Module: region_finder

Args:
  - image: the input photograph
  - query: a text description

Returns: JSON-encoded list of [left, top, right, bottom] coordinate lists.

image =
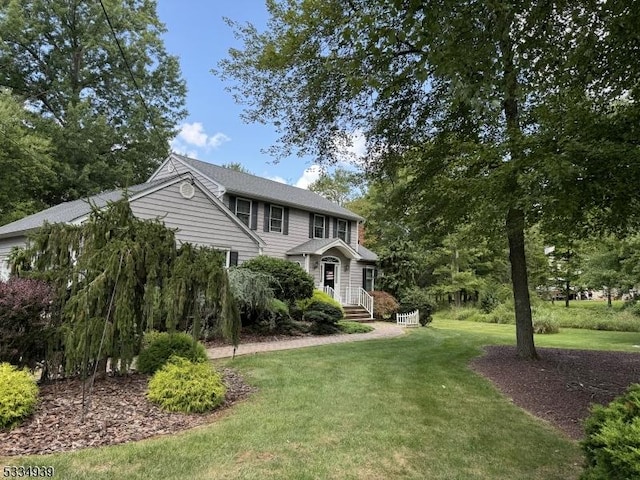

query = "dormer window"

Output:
[[235, 198, 251, 226]]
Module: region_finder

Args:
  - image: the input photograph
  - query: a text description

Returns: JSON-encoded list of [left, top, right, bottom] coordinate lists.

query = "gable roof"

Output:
[[0, 176, 265, 248], [0, 179, 167, 239], [167, 153, 364, 221], [287, 238, 362, 260]]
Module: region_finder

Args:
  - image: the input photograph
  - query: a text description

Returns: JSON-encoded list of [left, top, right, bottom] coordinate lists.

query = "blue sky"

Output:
[[156, 0, 324, 188]]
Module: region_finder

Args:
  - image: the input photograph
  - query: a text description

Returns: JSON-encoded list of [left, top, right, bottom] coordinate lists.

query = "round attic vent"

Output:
[[179, 181, 195, 199]]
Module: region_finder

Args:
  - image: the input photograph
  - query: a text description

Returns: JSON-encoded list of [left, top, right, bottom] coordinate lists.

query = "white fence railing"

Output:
[[341, 286, 374, 319], [323, 285, 342, 305], [396, 309, 420, 327]]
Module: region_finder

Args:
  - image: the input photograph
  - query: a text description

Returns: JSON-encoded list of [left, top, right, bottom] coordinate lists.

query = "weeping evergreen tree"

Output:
[[11, 198, 240, 378]]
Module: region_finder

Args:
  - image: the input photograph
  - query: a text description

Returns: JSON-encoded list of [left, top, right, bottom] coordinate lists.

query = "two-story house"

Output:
[[0, 153, 377, 311]]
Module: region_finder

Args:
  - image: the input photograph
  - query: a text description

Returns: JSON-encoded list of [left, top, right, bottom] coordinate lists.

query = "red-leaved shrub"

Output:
[[369, 290, 400, 320], [0, 278, 54, 368]]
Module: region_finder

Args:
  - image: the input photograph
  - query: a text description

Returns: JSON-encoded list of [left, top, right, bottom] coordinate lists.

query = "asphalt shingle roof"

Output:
[[173, 154, 363, 221], [0, 180, 167, 238]]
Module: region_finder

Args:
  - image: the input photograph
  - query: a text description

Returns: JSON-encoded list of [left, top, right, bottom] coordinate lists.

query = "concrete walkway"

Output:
[[207, 322, 406, 359]]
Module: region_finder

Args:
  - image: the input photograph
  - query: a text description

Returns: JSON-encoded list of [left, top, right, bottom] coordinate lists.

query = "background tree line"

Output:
[[0, 0, 186, 225]]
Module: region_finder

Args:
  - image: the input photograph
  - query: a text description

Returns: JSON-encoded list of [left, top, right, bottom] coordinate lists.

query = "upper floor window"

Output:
[[235, 198, 251, 227], [270, 205, 284, 233], [337, 219, 348, 242], [314, 214, 325, 238]]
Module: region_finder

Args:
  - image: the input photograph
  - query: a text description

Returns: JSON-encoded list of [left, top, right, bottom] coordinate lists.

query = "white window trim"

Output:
[[364, 266, 375, 291], [270, 204, 284, 233], [337, 219, 348, 242], [313, 214, 325, 239], [235, 197, 252, 226]]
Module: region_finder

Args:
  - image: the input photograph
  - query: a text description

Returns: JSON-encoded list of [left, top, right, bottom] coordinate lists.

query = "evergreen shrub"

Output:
[[297, 290, 343, 313], [399, 287, 435, 326], [147, 356, 226, 413], [240, 256, 314, 304], [581, 384, 640, 480], [137, 332, 207, 374], [370, 291, 400, 320], [303, 301, 343, 334], [0, 363, 38, 429]]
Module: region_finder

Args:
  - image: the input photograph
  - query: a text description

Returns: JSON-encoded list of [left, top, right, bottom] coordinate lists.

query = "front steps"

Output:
[[343, 305, 373, 322]]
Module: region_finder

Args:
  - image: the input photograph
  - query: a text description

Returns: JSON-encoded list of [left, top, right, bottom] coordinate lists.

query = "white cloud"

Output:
[[295, 165, 322, 189], [333, 129, 368, 165], [171, 122, 230, 154], [266, 175, 288, 184]]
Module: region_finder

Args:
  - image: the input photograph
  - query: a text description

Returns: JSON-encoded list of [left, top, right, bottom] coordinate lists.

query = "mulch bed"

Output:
[[0, 368, 257, 457], [470, 346, 640, 439]]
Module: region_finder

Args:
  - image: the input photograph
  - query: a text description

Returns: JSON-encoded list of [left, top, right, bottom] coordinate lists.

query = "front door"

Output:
[[323, 263, 336, 289]]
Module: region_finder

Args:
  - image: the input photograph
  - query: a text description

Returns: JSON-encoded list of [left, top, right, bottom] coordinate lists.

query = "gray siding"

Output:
[[221, 194, 360, 258], [151, 159, 224, 197], [0, 236, 27, 280], [130, 182, 260, 263]]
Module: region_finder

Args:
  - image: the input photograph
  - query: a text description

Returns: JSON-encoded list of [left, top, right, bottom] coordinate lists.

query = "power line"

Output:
[[97, 0, 186, 180]]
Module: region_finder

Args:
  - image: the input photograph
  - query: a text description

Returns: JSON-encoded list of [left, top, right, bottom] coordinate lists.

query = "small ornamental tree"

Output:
[[10, 198, 240, 378]]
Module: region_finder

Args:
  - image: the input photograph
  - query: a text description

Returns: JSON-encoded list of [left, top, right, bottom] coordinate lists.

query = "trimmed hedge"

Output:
[[297, 290, 343, 313], [0, 363, 39, 430], [137, 331, 208, 374], [304, 300, 343, 334], [147, 356, 226, 413]]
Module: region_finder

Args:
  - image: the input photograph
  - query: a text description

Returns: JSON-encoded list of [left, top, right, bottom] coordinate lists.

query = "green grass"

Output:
[[2, 328, 586, 480], [337, 320, 374, 334], [444, 300, 640, 332], [433, 316, 640, 352]]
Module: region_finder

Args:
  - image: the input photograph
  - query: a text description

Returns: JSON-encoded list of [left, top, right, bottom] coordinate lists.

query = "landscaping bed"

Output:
[[0, 368, 256, 456], [471, 346, 640, 439]]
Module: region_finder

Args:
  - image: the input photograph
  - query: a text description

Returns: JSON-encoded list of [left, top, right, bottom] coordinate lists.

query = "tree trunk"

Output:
[[607, 289, 612, 307], [565, 279, 570, 308], [507, 208, 538, 359]]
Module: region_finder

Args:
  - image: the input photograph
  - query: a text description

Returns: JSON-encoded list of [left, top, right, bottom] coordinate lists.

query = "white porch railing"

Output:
[[396, 309, 420, 327], [344, 286, 374, 319], [323, 285, 342, 305]]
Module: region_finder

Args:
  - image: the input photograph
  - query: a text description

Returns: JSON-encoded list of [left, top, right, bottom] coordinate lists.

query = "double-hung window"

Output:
[[235, 198, 251, 227], [363, 267, 375, 291], [337, 219, 348, 242], [270, 205, 284, 233], [313, 214, 325, 238]]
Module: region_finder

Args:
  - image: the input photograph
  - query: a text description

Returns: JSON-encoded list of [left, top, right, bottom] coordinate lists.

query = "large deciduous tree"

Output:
[[0, 0, 187, 206], [218, 1, 640, 359], [0, 89, 54, 225]]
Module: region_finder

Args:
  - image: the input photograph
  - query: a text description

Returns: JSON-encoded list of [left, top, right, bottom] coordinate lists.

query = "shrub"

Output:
[[147, 356, 226, 413], [399, 287, 435, 326], [337, 321, 374, 334], [479, 291, 501, 313], [532, 309, 560, 334], [228, 268, 274, 326], [254, 298, 299, 334], [370, 291, 400, 320], [486, 302, 515, 324], [0, 363, 39, 429], [297, 290, 343, 314], [137, 332, 208, 374], [0, 278, 54, 368], [581, 384, 640, 480], [304, 300, 343, 334], [240, 256, 314, 304]]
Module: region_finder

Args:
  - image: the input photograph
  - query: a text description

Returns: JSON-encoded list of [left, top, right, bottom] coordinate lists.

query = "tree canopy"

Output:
[[0, 0, 187, 207], [219, 0, 640, 358]]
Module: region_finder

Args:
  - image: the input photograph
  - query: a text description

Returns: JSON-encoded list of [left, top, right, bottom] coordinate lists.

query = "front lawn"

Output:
[[2, 327, 585, 479]]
